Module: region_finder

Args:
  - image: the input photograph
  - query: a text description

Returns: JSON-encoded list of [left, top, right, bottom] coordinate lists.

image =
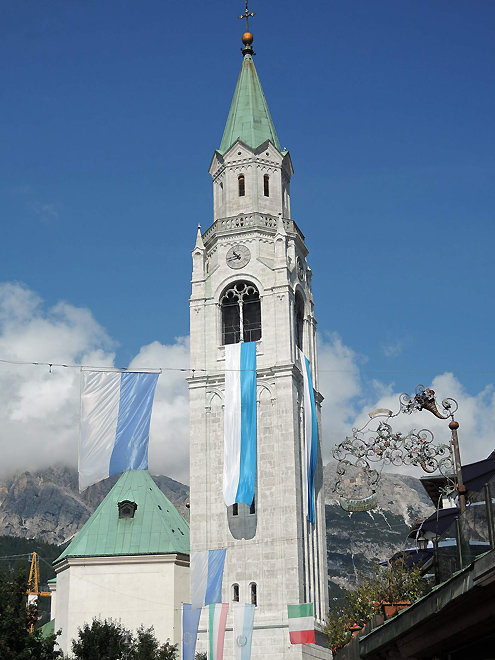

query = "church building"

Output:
[[189, 20, 330, 660], [50, 470, 190, 655]]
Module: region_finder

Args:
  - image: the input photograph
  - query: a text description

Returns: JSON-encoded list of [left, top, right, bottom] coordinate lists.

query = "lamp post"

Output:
[[333, 385, 465, 513], [417, 535, 428, 552], [400, 386, 466, 513]]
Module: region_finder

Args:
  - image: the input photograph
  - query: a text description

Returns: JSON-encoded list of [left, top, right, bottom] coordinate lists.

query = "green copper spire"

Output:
[[219, 47, 281, 155]]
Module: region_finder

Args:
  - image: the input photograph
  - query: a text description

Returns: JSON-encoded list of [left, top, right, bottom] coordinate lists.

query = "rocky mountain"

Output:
[[324, 461, 434, 597], [0, 466, 189, 546], [0, 463, 433, 597]]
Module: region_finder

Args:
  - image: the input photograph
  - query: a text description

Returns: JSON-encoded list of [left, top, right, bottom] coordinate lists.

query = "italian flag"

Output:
[[288, 603, 315, 644], [209, 603, 229, 660]]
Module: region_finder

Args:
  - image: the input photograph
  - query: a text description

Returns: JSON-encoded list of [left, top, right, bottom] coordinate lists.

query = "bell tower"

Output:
[[189, 15, 330, 660]]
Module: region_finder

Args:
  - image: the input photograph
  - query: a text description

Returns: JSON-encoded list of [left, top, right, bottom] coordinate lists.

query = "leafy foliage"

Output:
[[71, 618, 178, 660], [0, 535, 60, 628], [0, 566, 59, 660], [195, 653, 207, 660], [324, 556, 429, 653]]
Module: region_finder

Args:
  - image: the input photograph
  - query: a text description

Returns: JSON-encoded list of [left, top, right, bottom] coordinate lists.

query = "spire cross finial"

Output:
[[239, 0, 255, 32]]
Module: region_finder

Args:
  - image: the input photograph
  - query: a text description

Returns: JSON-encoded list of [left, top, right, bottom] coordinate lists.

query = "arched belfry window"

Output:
[[295, 291, 305, 351], [221, 281, 261, 345], [263, 174, 270, 197], [250, 582, 258, 607], [238, 174, 245, 197]]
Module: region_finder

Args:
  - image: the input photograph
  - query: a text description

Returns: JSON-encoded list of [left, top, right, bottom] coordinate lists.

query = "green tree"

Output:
[[156, 640, 178, 660], [324, 556, 429, 653], [71, 619, 134, 660], [0, 567, 59, 660], [71, 619, 178, 660], [134, 626, 160, 660]]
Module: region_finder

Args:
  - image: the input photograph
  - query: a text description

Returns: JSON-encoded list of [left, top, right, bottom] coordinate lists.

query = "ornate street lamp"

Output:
[[333, 385, 465, 513], [417, 535, 429, 552], [398, 385, 466, 512]]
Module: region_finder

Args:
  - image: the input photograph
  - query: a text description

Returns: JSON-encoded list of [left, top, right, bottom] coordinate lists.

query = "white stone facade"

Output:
[[52, 554, 189, 655], [189, 137, 331, 660]]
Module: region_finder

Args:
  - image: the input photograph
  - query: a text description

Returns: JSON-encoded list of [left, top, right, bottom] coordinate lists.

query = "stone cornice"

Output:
[[202, 213, 307, 256], [54, 552, 190, 574]]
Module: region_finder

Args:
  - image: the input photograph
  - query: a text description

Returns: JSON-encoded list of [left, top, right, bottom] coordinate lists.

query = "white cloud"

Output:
[[129, 339, 190, 485], [317, 332, 495, 476], [325, 370, 495, 480], [0, 283, 190, 483], [0, 282, 492, 489], [317, 332, 365, 461], [381, 336, 412, 358], [27, 200, 63, 223]]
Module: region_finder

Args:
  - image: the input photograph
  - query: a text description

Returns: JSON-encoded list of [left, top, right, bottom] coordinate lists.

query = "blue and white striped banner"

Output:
[[223, 341, 257, 507], [233, 603, 255, 660], [299, 349, 318, 524], [79, 371, 159, 491], [191, 549, 227, 611]]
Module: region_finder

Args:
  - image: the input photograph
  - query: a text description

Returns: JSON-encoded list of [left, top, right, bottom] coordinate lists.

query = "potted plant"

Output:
[[324, 556, 428, 654]]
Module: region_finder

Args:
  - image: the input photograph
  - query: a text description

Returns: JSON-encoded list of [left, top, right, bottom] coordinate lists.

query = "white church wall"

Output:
[[54, 554, 189, 656], [49, 581, 57, 622]]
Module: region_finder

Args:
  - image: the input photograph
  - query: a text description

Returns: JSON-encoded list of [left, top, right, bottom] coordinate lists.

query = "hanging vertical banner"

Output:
[[233, 603, 255, 660], [79, 371, 159, 491], [299, 349, 318, 524], [223, 341, 257, 507], [287, 603, 315, 644], [191, 548, 227, 611], [209, 603, 229, 660], [182, 604, 202, 660]]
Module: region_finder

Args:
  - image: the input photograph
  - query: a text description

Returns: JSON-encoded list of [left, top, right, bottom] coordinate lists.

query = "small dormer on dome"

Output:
[[118, 500, 138, 519]]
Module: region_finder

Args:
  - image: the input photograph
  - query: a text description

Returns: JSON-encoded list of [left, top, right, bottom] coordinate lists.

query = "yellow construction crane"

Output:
[[26, 552, 51, 633]]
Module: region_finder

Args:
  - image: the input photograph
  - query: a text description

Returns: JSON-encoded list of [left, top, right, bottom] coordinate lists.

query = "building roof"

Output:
[[219, 53, 281, 155], [54, 470, 189, 563]]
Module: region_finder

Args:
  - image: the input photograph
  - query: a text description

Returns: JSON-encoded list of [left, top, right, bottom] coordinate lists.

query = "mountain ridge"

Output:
[[0, 463, 432, 593]]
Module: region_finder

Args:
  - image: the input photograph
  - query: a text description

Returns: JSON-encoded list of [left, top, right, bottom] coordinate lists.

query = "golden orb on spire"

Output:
[[242, 31, 254, 46]]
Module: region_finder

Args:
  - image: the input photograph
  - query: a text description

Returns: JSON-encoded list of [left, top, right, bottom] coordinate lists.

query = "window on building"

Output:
[[221, 281, 261, 345], [263, 174, 270, 197], [233, 584, 240, 602], [249, 496, 256, 515], [238, 174, 245, 197], [295, 292, 305, 351], [232, 503, 239, 516], [250, 582, 257, 607]]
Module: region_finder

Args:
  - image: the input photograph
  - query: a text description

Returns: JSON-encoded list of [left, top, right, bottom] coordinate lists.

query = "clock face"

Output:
[[226, 244, 251, 269]]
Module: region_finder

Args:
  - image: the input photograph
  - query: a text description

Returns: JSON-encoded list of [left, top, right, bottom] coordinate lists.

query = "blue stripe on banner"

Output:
[[236, 341, 257, 506], [204, 548, 227, 605], [305, 356, 318, 524], [109, 372, 159, 476]]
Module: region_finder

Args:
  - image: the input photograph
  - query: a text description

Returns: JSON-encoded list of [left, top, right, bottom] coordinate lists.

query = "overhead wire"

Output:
[[0, 357, 490, 375]]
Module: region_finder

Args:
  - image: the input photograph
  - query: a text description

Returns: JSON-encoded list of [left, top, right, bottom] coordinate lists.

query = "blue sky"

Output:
[[1, 1, 494, 481]]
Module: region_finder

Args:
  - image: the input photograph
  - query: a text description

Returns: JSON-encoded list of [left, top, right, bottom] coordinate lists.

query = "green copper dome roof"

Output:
[[54, 470, 189, 563], [219, 53, 281, 155]]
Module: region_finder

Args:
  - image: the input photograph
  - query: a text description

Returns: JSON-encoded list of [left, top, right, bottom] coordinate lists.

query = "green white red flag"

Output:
[[287, 603, 315, 644]]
